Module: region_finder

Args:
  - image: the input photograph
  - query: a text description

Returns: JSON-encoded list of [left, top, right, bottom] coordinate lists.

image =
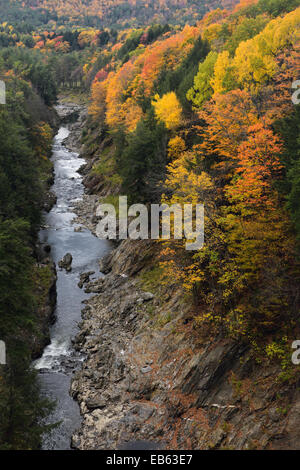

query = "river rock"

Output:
[[78, 271, 95, 289], [43, 190, 57, 212], [58, 253, 73, 271]]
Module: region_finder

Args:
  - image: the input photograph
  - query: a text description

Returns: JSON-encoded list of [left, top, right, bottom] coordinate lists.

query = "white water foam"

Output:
[[34, 337, 71, 370]]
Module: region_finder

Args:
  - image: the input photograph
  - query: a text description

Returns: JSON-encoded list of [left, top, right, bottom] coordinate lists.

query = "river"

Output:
[[34, 124, 111, 450]]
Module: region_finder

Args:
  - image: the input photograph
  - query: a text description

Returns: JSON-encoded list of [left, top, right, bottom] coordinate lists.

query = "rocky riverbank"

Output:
[[69, 104, 300, 450], [70, 203, 300, 450], [56, 101, 87, 153], [70, 235, 300, 449]]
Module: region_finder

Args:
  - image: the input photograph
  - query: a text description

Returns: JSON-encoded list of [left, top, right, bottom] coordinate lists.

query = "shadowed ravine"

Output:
[[34, 124, 111, 450]]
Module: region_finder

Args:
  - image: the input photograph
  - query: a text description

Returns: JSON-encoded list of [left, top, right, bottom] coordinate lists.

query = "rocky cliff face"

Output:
[[55, 101, 88, 152], [70, 208, 300, 450], [30, 249, 57, 359]]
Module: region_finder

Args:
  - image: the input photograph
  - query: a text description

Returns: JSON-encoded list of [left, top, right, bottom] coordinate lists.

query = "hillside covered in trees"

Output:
[[85, 0, 300, 354], [69, 0, 300, 448], [0, 0, 300, 451], [0, 48, 58, 449]]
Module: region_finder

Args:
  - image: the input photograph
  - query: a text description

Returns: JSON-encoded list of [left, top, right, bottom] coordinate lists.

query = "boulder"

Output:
[[78, 271, 95, 289], [86, 396, 107, 410], [58, 253, 73, 271]]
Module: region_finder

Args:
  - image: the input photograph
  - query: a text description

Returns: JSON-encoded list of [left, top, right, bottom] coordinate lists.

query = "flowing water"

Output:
[[34, 126, 111, 450]]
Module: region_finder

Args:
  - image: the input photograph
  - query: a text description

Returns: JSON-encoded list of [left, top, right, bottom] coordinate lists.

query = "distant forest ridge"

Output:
[[4, 0, 241, 28]]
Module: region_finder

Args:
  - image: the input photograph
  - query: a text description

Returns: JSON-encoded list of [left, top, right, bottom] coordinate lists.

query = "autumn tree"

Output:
[[152, 92, 182, 130]]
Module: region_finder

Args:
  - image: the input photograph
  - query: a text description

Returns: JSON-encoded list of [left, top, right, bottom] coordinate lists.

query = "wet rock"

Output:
[[118, 440, 163, 451], [35, 243, 52, 263], [55, 102, 87, 153], [78, 271, 95, 289], [43, 190, 57, 212], [38, 368, 51, 375], [58, 253, 73, 271]]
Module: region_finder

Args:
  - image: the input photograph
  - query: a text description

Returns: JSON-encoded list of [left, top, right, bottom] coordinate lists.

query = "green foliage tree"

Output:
[[274, 106, 300, 239], [0, 108, 41, 230], [0, 47, 57, 449], [155, 35, 210, 111], [226, 16, 268, 55], [258, 0, 300, 16], [0, 339, 55, 450], [186, 51, 218, 109]]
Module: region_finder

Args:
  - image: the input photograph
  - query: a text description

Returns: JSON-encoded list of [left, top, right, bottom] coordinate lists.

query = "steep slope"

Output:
[[69, 2, 300, 450]]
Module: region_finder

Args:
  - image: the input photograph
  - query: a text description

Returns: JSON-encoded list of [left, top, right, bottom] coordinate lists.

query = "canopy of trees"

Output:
[[0, 48, 56, 450], [1, 0, 300, 449], [85, 1, 300, 375]]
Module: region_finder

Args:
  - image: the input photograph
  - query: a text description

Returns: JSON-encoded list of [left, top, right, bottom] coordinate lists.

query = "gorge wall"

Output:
[[69, 131, 300, 450]]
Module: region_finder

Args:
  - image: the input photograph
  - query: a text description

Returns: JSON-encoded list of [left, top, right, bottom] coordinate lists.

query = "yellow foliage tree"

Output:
[[89, 80, 107, 121], [152, 92, 182, 130], [158, 149, 216, 292], [167, 136, 186, 160], [211, 50, 235, 95], [233, 7, 300, 89]]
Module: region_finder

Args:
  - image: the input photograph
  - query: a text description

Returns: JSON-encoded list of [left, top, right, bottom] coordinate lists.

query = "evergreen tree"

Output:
[[118, 109, 167, 203], [274, 106, 300, 239]]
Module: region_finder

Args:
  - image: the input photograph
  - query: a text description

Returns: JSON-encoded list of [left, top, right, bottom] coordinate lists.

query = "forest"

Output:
[[86, 0, 300, 353], [0, 45, 58, 448], [4, 0, 237, 28], [0, 0, 299, 450]]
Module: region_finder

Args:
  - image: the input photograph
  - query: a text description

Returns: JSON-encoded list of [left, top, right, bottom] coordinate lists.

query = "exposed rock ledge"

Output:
[[55, 101, 87, 153], [70, 227, 300, 450]]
